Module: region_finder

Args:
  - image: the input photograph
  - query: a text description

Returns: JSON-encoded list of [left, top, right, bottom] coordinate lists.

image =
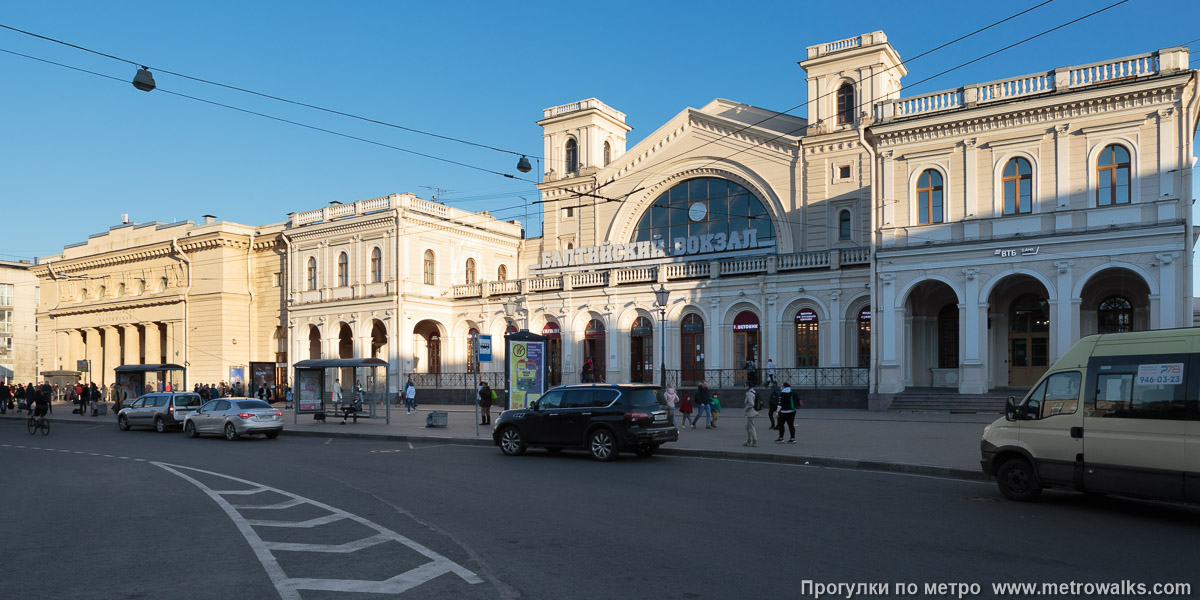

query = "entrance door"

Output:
[[681, 314, 704, 386], [1008, 294, 1048, 387], [630, 317, 653, 384], [584, 319, 606, 382], [542, 322, 562, 387], [733, 311, 760, 384], [427, 333, 441, 374]]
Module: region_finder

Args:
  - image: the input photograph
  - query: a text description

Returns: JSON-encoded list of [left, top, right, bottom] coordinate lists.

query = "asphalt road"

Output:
[[3, 420, 1198, 600]]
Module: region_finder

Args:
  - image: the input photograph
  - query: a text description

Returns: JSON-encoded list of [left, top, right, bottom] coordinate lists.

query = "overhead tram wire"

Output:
[[0, 23, 544, 164], [586, 0, 1133, 226], [0, 46, 540, 186], [541, 0, 1060, 207]]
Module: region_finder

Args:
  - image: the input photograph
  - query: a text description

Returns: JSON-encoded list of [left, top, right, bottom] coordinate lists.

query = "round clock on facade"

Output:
[[688, 202, 707, 222]]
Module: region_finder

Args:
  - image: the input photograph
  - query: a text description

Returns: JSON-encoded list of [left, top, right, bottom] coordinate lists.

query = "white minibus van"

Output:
[[981, 328, 1200, 502]]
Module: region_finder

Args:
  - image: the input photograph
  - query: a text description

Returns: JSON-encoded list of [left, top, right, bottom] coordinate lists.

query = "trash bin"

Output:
[[426, 411, 448, 428], [98, 403, 108, 416]]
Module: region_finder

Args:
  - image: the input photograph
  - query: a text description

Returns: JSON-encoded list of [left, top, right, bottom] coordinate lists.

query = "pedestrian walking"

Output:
[[404, 377, 417, 414], [0, 381, 11, 414], [581, 357, 594, 383], [678, 394, 693, 426], [692, 382, 712, 429], [710, 392, 721, 428], [743, 382, 759, 447], [285, 386, 293, 410], [774, 382, 797, 444], [478, 381, 494, 425], [767, 381, 781, 429], [663, 386, 679, 425], [744, 358, 757, 387], [766, 359, 776, 384]]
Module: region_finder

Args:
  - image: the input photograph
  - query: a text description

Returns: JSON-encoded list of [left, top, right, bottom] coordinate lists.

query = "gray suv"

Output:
[[117, 392, 203, 433]]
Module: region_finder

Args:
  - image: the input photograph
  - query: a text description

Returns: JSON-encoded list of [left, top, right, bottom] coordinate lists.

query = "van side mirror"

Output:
[[1005, 396, 1016, 421], [530, 400, 540, 411]]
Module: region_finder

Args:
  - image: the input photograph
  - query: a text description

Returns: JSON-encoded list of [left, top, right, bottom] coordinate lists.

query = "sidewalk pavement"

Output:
[[1, 401, 998, 481]]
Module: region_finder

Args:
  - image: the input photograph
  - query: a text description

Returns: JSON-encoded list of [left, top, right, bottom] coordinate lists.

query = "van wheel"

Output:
[[996, 458, 1042, 501], [154, 417, 168, 433]]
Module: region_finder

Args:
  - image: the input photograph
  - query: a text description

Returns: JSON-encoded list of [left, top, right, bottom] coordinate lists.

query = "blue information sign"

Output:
[[477, 334, 492, 363]]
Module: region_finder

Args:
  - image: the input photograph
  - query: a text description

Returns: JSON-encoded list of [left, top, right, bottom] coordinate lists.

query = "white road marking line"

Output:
[[243, 513, 348, 528], [153, 462, 481, 599], [229, 498, 307, 510], [408, 442, 414, 449], [215, 488, 270, 496], [262, 532, 391, 553]]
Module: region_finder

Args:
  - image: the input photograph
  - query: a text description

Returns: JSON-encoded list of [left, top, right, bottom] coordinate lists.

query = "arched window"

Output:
[[370, 247, 382, 283], [157, 277, 168, 293], [497, 264, 508, 281], [116, 283, 125, 298], [465, 258, 476, 284], [603, 141, 611, 166], [1098, 296, 1133, 334], [79, 288, 88, 302], [423, 250, 435, 285], [565, 138, 578, 173], [916, 170, 944, 225], [98, 286, 106, 299], [836, 83, 855, 125], [1096, 144, 1131, 206], [795, 309, 819, 367], [633, 177, 775, 247], [337, 252, 349, 287], [857, 307, 871, 368], [136, 280, 146, 295], [307, 257, 317, 291], [838, 210, 852, 241], [1002, 157, 1033, 215]]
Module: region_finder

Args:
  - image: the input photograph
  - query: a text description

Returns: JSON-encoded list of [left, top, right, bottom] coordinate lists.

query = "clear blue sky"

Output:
[[2, 0, 1199, 282]]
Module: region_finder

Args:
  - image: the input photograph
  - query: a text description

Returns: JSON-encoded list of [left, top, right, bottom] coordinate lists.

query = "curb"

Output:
[[3, 414, 989, 483]]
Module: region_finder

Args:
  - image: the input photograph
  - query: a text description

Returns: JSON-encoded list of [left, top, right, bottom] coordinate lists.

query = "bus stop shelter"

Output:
[[292, 358, 390, 424], [114, 364, 186, 403]]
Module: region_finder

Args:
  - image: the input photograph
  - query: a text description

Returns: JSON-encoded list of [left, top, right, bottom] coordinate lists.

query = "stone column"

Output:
[[162, 321, 179, 364], [84, 328, 101, 385], [963, 138, 978, 222], [143, 323, 161, 364], [959, 267, 986, 394], [1157, 253, 1180, 329], [1157, 109, 1177, 199], [68, 330, 85, 371], [102, 326, 121, 386], [1053, 261, 1075, 361], [123, 324, 141, 366], [828, 290, 842, 367], [876, 273, 902, 394]]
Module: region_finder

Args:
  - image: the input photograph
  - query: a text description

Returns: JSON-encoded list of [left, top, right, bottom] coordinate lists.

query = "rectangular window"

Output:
[[564, 207, 574, 218], [0, 309, 11, 334], [1088, 355, 1195, 420], [0, 283, 12, 306], [838, 165, 851, 180]]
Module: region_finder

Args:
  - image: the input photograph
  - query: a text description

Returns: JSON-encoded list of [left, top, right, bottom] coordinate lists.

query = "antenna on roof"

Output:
[[421, 185, 453, 204]]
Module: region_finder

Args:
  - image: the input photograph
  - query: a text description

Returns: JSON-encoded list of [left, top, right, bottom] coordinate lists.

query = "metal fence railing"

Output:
[[405, 368, 867, 390]]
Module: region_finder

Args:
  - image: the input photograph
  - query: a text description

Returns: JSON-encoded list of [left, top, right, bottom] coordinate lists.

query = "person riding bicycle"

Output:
[[31, 385, 49, 419]]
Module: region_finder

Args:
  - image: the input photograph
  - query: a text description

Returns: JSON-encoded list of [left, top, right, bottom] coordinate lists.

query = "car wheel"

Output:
[[265, 431, 280, 440], [634, 444, 658, 458], [184, 421, 198, 438], [224, 422, 240, 441], [996, 458, 1042, 502], [498, 427, 526, 456], [545, 447, 563, 455], [588, 429, 618, 462], [154, 417, 168, 433], [118, 415, 130, 431]]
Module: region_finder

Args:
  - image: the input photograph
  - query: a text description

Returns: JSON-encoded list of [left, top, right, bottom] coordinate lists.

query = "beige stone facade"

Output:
[[0, 260, 39, 383], [33, 218, 285, 390]]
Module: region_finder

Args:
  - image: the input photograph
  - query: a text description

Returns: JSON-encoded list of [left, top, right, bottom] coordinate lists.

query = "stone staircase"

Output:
[[889, 388, 1021, 413]]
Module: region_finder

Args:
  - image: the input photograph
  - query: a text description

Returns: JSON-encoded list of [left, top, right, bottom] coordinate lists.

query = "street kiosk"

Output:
[[114, 363, 186, 404]]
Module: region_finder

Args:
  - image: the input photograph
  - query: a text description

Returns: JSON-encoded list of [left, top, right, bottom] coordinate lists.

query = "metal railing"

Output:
[[405, 368, 866, 390], [406, 372, 505, 389]]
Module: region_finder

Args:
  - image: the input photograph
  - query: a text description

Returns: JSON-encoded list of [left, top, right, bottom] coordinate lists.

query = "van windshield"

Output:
[[174, 394, 202, 409]]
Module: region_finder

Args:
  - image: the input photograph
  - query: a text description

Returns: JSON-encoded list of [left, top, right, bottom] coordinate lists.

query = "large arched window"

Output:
[[838, 210, 852, 241], [1002, 157, 1033, 215], [916, 170, 944, 225], [307, 257, 317, 291], [423, 250, 435, 285], [603, 141, 611, 166], [337, 252, 349, 287], [836, 83, 855, 125], [857, 307, 871, 368], [795, 309, 819, 367], [1096, 144, 1131, 206], [497, 264, 508, 281], [633, 177, 774, 249], [564, 138, 578, 173], [465, 258, 476, 284], [1098, 295, 1133, 333], [370, 247, 382, 283]]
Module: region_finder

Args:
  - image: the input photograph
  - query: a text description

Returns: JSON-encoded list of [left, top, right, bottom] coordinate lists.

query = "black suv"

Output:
[[492, 384, 678, 461]]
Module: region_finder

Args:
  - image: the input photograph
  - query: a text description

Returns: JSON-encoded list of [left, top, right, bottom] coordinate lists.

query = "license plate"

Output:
[[653, 413, 667, 422]]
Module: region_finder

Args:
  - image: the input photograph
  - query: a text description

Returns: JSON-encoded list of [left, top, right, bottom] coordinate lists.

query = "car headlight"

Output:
[[983, 423, 992, 437]]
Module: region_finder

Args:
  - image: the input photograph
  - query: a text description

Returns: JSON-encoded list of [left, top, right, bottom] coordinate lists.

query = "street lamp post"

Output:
[[654, 285, 670, 388]]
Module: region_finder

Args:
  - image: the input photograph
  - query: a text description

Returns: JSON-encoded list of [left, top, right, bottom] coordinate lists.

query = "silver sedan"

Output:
[[184, 398, 284, 440]]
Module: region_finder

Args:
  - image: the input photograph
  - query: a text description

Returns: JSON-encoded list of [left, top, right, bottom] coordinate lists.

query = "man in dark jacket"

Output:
[[692, 382, 712, 429], [478, 382, 494, 425], [767, 381, 781, 429]]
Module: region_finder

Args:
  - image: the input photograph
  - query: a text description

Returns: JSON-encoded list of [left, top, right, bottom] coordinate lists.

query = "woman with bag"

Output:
[[478, 381, 495, 425]]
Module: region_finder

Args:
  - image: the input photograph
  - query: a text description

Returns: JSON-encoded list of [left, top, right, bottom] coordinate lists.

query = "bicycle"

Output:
[[27, 414, 49, 436]]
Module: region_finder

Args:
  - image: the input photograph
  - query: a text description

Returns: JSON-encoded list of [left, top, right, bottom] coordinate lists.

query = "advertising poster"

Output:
[[508, 341, 545, 410], [296, 370, 323, 413], [250, 362, 277, 400], [230, 366, 246, 392]]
